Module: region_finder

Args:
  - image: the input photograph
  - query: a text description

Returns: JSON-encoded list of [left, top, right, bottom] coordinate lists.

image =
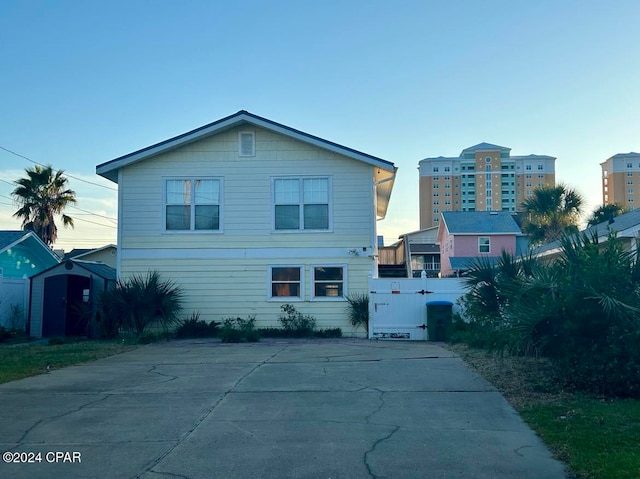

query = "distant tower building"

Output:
[[419, 143, 556, 229], [600, 152, 640, 210]]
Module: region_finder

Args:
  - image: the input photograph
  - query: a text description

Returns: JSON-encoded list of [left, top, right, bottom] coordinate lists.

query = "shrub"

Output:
[[278, 304, 316, 337], [99, 271, 184, 337], [220, 316, 259, 343], [460, 232, 640, 398], [345, 292, 369, 331], [7, 304, 25, 331], [313, 328, 342, 338], [258, 327, 342, 339], [175, 312, 219, 338]]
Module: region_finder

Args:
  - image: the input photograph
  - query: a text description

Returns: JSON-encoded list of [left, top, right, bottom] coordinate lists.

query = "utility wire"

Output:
[[0, 178, 117, 223], [0, 145, 118, 192]]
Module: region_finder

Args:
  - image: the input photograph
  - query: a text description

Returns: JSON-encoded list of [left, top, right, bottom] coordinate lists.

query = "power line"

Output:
[[0, 178, 117, 223], [0, 145, 118, 192]]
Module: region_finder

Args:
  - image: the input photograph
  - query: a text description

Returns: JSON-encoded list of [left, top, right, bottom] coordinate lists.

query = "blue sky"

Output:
[[1, 0, 639, 250]]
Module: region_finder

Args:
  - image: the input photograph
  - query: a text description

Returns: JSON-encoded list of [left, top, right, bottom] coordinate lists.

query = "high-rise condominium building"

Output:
[[600, 152, 640, 209], [419, 143, 556, 229]]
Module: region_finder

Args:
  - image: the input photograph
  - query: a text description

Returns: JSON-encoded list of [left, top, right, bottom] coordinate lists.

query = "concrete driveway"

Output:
[[0, 339, 566, 478]]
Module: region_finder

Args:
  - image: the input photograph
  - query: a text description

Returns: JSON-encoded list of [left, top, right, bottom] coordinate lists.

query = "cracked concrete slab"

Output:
[[0, 339, 566, 478]]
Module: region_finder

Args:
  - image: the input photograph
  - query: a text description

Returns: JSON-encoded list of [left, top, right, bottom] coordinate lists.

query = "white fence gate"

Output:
[[368, 273, 467, 340], [0, 278, 30, 330]]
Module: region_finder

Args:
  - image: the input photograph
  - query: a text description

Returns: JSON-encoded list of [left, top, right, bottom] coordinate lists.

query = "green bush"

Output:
[[259, 327, 342, 339], [460, 232, 640, 398], [175, 312, 219, 338], [278, 304, 316, 337], [345, 292, 369, 331], [97, 271, 184, 338], [220, 316, 259, 343]]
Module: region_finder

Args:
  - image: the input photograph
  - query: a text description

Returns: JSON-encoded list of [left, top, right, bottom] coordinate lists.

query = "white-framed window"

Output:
[[433, 183, 439, 189], [525, 173, 532, 179], [485, 157, 492, 163], [628, 172, 634, 177], [239, 131, 255, 156], [478, 237, 490, 253], [628, 188, 634, 195], [433, 166, 439, 172], [165, 178, 221, 231], [273, 177, 330, 231], [628, 180, 633, 185], [433, 176, 439, 181], [627, 162, 633, 168], [526, 165, 532, 170], [269, 266, 303, 300], [433, 192, 439, 197], [312, 265, 346, 300], [444, 166, 450, 172], [433, 200, 439, 205]]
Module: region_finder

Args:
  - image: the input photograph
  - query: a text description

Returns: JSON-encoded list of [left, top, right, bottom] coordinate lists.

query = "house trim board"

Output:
[[120, 247, 372, 261]]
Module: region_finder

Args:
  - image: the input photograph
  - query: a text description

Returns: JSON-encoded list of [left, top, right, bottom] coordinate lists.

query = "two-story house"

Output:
[[96, 111, 396, 335]]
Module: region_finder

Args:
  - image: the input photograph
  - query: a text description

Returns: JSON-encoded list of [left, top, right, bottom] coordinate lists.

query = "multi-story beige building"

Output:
[[600, 152, 640, 209], [419, 143, 556, 229]]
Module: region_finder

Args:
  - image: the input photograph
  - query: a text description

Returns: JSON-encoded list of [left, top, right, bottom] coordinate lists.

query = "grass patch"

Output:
[[448, 344, 640, 479], [0, 339, 138, 384]]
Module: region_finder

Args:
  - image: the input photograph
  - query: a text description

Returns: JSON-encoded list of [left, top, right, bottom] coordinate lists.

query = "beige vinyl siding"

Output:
[[120, 256, 371, 336], [118, 126, 374, 249]]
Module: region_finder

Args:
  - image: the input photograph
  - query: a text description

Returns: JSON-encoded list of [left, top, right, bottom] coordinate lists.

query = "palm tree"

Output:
[[587, 203, 624, 227], [520, 184, 584, 245], [12, 165, 76, 246]]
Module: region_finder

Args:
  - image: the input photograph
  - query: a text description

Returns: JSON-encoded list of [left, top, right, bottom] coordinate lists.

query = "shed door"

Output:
[[42, 275, 68, 337]]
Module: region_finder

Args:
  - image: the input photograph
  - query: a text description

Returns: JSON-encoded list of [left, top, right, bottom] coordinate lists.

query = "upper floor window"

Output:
[[273, 177, 330, 231], [627, 163, 633, 168], [478, 237, 490, 253], [444, 166, 450, 172], [165, 178, 221, 231], [433, 166, 439, 172], [628, 172, 634, 177], [526, 165, 532, 170], [538, 164, 544, 170]]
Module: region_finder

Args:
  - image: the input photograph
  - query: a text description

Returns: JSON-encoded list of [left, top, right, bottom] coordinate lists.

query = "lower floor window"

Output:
[[269, 265, 347, 300], [313, 266, 345, 298], [271, 266, 302, 298]]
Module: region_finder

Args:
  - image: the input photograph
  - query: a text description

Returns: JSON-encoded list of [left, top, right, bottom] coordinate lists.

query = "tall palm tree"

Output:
[[12, 165, 76, 246], [520, 184, 584, 245], [587, 203, 624, 227]]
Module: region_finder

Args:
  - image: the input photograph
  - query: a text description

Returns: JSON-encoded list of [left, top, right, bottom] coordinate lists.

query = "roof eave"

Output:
[[96, 111, 396, 183]]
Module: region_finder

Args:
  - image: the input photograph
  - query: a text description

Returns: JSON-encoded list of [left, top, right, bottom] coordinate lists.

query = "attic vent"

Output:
[[239, 131, 255, 157]]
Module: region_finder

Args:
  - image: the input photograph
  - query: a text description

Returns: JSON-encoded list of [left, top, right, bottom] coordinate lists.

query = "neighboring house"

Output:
[[403, 226, 440, 277], [536, 207, 640, 262], [96, 110, 396, 335], [64, 244, 117, 269], [437, 211, 526, 276], [29, 259, 116, 338], [600, 152, 640, 208], [378, 226, 441, 278], [0, 230, 60, 279]]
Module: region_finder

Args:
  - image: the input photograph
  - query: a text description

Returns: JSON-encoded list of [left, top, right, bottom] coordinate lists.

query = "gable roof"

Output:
[[0, 231, 29, 251], [441, 211, 522, 235], [0, 230, 61, 278], [96, 110, 396, 183], [96, 110, 396, 218]]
